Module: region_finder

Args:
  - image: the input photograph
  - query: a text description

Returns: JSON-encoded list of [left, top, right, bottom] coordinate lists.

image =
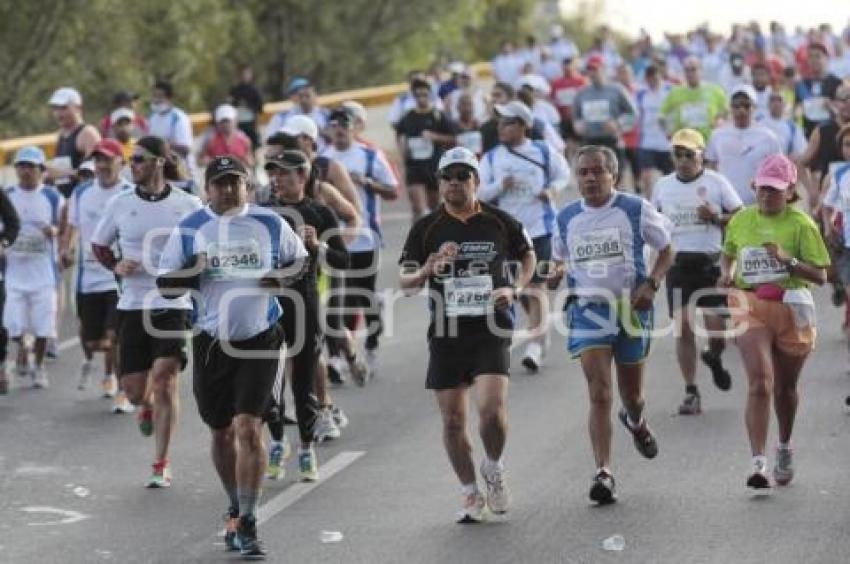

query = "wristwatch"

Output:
[[787, 257, 800, 269], [646, 277, 660, 292]]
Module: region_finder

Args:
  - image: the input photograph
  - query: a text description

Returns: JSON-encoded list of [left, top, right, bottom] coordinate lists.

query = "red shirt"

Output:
[[549, 74, 588, 121], [204, 130, 252, 161]]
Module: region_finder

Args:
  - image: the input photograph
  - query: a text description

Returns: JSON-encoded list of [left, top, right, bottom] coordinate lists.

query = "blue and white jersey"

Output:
[[478, 139, 570, 239], [4, 185, 63, 291], [158, 204, 308, 340], [823, 162, 850, 246], [553, 192, 671, 299], [68, 178, 133, 293], [322, 142, 398, 253]]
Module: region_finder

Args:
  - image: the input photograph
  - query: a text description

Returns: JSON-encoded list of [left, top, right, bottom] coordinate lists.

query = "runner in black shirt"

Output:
[[263, 150, 349, 483], [395, 78, 458, 219], [399, 147, 535, 523]]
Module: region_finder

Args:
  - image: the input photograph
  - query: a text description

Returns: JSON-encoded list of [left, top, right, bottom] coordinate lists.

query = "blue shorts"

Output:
[[566, 300, 653, 364], [530, 235, 553, 284]]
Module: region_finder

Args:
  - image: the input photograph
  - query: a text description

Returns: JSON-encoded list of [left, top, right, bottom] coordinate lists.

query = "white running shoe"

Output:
[[314, 408, 341, 443], [773, 445, 794, 486], [331, 406, 349, 429], [456, 492, 486, 523], [111, 391, 135, 414], [521, 341, 543, 373], [349, 354, 370, 387], [480, 462, 511, 514], [32, 367, 49, 389], [78, 361, 94, 391]]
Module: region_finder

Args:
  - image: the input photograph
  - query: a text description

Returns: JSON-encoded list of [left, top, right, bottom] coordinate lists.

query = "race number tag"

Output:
[[680, 102, 709, 128], [236, 106, 255, 122], [666, 204, 706, 232], [556, 88, 578, 107], [570, 227, 624, 265], [12, 233, 47, 255], [444, 275, 493, 317], [581, 100, 611, 122], [407, 136, 434, 160], [456, 131, 483, 154], [802, 97, 829, 122], [739, 246, 789, 284], [205, 240, 263, 279]]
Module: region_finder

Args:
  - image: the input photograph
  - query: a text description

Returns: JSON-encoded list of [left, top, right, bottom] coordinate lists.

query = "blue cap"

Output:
[[13, 146, 46, 167], [286, 77, 312, 96]]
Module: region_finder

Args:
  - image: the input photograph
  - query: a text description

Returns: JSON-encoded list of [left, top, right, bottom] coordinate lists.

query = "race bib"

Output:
[[205, 240, 263, 279], [570, 227, 624, 265], [12, 233, 47, 255], [407, 136, 434, 160], [802, 97, 829, 122], [556, 88, 578, 107], [739, 246, 789, 284], [236, 106, 255, 122], [444, 275, 493, 317], [680, 102, 709, 128], [456, 131, 483, 154], [581, 100, 611, 122], [666, 204, 707, 232]]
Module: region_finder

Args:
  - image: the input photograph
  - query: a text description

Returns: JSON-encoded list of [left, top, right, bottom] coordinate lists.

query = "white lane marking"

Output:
[[257, 450, 364, 526], [21, 506, 89, 526], [14, 464, 66, 476], [58, 337, 80, 352]]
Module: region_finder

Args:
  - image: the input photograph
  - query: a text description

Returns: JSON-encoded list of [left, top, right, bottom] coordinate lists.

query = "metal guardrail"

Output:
[[0, 62, 491, 164]]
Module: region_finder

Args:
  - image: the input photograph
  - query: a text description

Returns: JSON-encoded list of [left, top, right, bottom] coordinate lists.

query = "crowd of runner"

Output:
[[1, 17, 849, 561]]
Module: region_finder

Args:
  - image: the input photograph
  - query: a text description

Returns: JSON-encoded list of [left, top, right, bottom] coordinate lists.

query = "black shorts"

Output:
[[426, 333, 511, 390], [531, 235, 553, 284], [76, 291, 118, 342], [116, 309, 189, 376], [405, 164, 438, 192], [665, 253, 725, 314], [636, 149, 674, 175], [193, 323, 284, 430]]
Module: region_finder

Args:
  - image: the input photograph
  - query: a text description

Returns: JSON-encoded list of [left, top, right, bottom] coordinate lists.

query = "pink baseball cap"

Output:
[[754, 154, 797, 190]]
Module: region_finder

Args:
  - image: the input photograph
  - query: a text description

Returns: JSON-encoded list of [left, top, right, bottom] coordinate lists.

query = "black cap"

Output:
[[327, 108, 352, 126], [264, 150, 310, 171], [205, 156, 249, 184]]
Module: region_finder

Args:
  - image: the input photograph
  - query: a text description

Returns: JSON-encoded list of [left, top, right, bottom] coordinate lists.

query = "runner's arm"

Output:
[[319, 181, 361, 245], [0, 189, 20, 247], [327, 160, 362, 212]]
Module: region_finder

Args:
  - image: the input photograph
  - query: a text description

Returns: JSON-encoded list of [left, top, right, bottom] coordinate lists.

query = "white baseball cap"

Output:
[[110, 107, 135, 123], [448, 61, 466, 74], [48, 87, 82, 107], [280, 114, 319, 142], [517, 74, 550, 95], [729, 83, 758, 104], [495, 101, 534, 127], [14, 146, 47, 167], [341, 100, 367, 125], [79, 160, 96, 174], [438, 147, 479, 174], [214, 104, 238, 123]]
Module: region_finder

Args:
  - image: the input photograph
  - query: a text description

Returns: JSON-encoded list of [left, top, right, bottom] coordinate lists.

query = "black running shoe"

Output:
[[618, 408, 659, 459], [589, 470, 617, 504], [701, 350, 731, 391], [236, 515, 266, 560], [327, 361, 344, 385], [223, 507, 239, 552]]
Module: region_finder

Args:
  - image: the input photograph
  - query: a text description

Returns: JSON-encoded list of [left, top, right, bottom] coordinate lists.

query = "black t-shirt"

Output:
[[396, 108, 458, 168], [794, 74, 843, 137], [810, 119, 842, 176], [399, 201, 532, 339], [229, 82, 264, 124]]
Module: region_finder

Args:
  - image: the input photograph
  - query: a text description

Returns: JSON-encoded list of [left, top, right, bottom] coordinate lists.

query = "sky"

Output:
[[561, 0, 850, 41]]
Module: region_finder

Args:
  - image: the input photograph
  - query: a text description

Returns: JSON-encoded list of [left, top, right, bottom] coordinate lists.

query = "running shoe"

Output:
[[773, 445, 794, 486], [45, 339, 58, 362], [331, 406, 349, 429], [701, 350, 731, 391], [314, 408, 341, 443], [265, 436, 291, 481], [618, 408, 658, 459], [678, 392, 702, 415], [327, 356, 346, 386], [111, 391, 135, 414], [456, 492, 486, 523], [747, 458, 770, 490], [146, 460, 171, 488], [32, 367, 49, 389], [589, 469, 617, 504], [349, 354, 370, 387], [77, 361, 94, 391], [102, 374, 118, 398], [236, 514, 266, 560], [480, 462, 510, 514], [137, 405, 154, 437], [223, 507, 239, 552], [522, 341, 543, 373], [298, 448, 319, 482]]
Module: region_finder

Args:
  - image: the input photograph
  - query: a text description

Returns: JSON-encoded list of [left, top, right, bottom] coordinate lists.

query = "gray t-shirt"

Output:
[[572, 83, 637, 142]]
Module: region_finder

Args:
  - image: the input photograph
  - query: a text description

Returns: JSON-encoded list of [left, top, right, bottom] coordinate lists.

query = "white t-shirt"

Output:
[[4, 185, 63, 292], [158, 204, 308, 340], [91, 186, 202, 310], [532, 98, 561, 127], [651, 170, 742, 253], [492, 53, 523, 85], [148, 106, 194, 150], [705, 123, 782, 205], [636, 83, 673, 151], [760, 116, 807, 158], [68, 178, 133, 293], [752, 86, 772, 121], [823, 162, 850, 245], [321, 142, 398, 252], [553, 192, 672, 299], [446, 88, 488, 123], [478, 139, 571, 238]]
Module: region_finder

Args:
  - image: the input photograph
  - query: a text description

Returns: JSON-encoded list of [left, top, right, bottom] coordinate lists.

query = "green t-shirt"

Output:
[[723, 205, 831, 289], [660, 84, 728, 140]]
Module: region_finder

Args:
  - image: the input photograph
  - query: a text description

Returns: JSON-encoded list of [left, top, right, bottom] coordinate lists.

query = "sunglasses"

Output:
[[673, 149, 698, 160], [439, 169, 473, 182], [129, 154, 153, 165]]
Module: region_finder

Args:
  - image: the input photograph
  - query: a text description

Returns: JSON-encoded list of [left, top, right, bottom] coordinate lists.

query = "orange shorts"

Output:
[[727, 290, 816, 357]]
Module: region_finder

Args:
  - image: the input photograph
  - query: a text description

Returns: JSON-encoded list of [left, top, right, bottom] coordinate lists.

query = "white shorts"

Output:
[[3, 287, 58, 338]]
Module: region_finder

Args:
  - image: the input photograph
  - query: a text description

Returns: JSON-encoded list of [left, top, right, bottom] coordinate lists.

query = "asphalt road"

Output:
[[3, 105, 850, 564]]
